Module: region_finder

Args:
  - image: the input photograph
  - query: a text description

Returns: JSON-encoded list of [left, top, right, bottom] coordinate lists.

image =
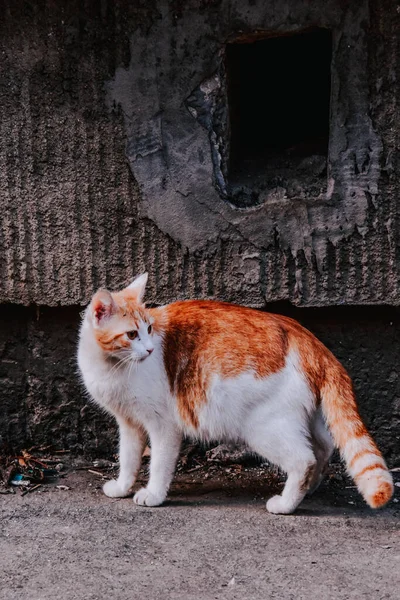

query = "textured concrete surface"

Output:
[[116, 1, 382, 251], [1, 303, 399, 463], [0, 0, 399, 307], [1, 467, 399, 600]]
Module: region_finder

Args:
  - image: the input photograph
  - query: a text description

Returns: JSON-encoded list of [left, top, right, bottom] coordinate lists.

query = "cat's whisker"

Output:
[[108, 356, 129, 376], [127, 358, 134, 380], [108, 353, 133, 378], [127, 356, 140, 380]]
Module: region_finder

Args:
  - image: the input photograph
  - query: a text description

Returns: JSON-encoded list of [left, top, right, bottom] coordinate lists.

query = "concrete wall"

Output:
[[0, 1, 399, 460], [1, 303, 399, 464], [0, 0, 398, 308]]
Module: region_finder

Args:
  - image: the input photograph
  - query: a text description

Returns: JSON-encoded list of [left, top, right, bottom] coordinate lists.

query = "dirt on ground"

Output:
[[1, 453, 399, 600]]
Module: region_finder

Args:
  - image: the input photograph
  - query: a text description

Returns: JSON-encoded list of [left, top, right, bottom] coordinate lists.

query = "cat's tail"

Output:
[[320, 362, 393, 509]]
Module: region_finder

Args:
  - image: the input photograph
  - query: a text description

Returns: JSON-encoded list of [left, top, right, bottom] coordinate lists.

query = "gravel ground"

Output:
[[1, 462, 399, 600]]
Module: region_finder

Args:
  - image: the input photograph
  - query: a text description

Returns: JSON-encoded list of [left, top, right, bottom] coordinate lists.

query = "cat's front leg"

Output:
[[103, 417, 146, 498], [133, 425, 181, 507]]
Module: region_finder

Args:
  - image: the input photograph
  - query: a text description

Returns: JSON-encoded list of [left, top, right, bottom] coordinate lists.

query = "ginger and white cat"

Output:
[[77, 274, 393, 514]]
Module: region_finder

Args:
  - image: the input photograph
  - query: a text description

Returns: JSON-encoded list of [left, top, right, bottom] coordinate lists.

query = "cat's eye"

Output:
[[127, 330, 138, 340], [148, 324, 152, 334]]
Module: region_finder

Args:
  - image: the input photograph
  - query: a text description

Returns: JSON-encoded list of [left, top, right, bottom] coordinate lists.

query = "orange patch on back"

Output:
[[161, 301, 290, 429]]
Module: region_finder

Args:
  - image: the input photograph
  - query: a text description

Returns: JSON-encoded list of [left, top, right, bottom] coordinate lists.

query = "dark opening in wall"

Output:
[[225, 28, 332, 206]]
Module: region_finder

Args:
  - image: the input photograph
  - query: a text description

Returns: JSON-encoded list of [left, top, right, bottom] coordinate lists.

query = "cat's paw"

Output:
[[103, 479, 132, 498], [133, 487, 164, 507], [266, 495, 295, 515]]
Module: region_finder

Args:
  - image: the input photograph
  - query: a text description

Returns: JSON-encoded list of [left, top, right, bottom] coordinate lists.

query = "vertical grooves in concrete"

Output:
[[0, 0, 398, 308]]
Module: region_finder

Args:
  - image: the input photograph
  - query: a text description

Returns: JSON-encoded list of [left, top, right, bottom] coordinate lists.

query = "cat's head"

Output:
[[88, 273, 155, 361]]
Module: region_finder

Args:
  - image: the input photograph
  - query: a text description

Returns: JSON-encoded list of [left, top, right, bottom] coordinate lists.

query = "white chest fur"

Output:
[[77, 319, 171, 426]]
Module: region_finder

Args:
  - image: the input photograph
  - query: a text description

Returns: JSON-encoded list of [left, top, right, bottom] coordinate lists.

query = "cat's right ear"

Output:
[[91, 289, 116, 328]]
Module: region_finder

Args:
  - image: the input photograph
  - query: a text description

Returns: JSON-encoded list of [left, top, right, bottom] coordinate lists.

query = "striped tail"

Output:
[[320, 363, 393, 509]]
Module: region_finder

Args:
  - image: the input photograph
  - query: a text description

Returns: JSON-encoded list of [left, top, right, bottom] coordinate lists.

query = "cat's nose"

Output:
[[147, 348, 154, 354]]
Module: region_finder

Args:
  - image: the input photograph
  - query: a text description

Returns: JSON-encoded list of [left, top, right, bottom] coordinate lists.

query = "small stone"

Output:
[[93, 459, 114, 468]]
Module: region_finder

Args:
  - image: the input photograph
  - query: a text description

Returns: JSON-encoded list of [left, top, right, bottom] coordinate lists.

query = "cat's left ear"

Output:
[[127, 272, 148, 303], [91, 289, 117, 328]]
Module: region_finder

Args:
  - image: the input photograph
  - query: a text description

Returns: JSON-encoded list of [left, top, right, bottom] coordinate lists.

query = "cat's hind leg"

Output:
[[246, 416, 317, 515], [307, 409, 335, 495]]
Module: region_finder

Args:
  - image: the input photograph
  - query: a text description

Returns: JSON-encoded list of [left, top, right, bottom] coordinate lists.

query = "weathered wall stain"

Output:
[[106, 0, 384, 262]]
